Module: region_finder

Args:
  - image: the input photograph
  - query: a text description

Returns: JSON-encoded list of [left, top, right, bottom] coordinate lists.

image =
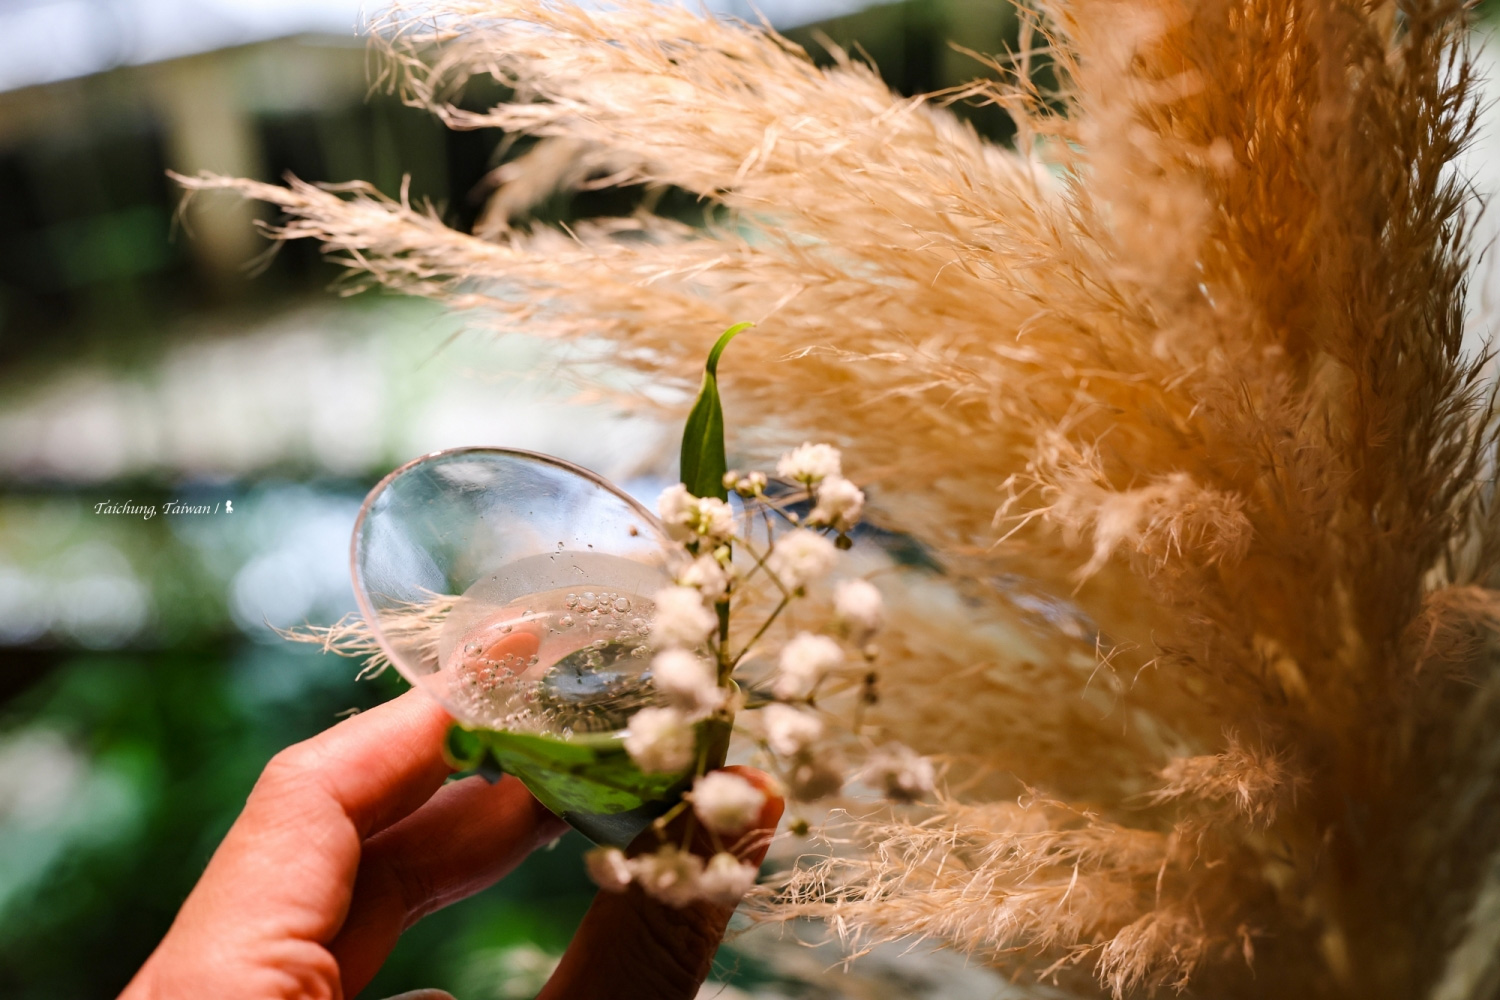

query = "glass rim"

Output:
[[349, 446, 668, 685]]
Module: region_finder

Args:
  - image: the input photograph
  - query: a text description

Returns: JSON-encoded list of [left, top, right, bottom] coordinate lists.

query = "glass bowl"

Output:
[[350, 447, 716, 845]]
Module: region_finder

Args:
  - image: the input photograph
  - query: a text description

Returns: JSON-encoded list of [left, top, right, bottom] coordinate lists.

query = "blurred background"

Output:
[[0, 2, 1496, 998]]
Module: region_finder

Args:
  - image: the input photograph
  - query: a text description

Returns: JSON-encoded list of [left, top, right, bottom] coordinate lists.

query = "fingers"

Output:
[[184, 690, 456, 943], [119, 690, 460, 1000], [250, 687, 458, 840], [537, 767, 785, 1000], [331, 774, 570, 997]]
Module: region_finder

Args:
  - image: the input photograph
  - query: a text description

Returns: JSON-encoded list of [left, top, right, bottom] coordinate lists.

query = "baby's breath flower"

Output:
[[584, 846, 633, 893], [834, 578, 884, 639], [631, 844, 705, 907], [865, 742, 936, 801], [762, 702, 824, 756], [656, 484, 736, 545], [657, 483, 697, 543], [809, 475, 865, 530], [677, 553, 730, 601], [624, 706, 696, 773], [774, 632, 843, 699], [765, 529, 837, 591], [651, 586, 717, 649], [787, 749, 845, 801], [776, 442, 842, 486], [651, 649, 722, 713], [731, 470, 768, 497], [690, 771, 767, 834], [697, 852, 758, 904], [695, 496, 736, 542]]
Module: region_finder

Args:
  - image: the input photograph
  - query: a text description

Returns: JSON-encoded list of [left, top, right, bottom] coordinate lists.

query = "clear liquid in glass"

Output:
[[437, 552, 662, 734]]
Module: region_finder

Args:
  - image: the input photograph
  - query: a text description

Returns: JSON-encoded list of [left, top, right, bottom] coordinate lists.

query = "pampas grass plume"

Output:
[[178, 1, 1500, 995]]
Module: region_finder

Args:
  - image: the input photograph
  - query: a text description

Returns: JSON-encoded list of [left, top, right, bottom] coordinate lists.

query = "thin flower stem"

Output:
[[714, 601, 734, 681], [731, 593, 791, 669], [716, 539, 733, 670], [735, 537, 795, 600], [651, 799, 690, 835]]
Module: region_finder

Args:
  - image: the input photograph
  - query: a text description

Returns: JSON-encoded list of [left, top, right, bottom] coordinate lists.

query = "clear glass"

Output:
[[351, 447, 678, 737]]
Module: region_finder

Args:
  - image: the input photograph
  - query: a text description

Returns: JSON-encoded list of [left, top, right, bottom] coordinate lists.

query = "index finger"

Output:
[[173, 690, 457, 948], [247, 687, 457, 840]]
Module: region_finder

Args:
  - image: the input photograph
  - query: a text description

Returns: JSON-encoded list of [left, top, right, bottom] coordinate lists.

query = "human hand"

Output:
[[119, 689, 783, 1000]]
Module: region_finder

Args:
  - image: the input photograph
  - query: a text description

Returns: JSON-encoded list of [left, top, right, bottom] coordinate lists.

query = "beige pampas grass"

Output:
[[286, 594, 457, 679], [178, 0, 1500, 995]]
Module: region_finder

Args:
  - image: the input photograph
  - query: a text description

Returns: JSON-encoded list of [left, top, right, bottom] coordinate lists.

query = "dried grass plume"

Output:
[[179, 1, 1500, 996]]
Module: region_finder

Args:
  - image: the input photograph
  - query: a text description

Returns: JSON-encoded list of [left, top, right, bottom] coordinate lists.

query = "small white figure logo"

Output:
[[225, 501, 235, 513]]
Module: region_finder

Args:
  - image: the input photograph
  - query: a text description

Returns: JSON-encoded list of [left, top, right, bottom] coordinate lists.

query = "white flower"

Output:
[[650, 586, 717, 649], [762, 703, 824, 756], [690, 771, 767, 834], [695, 496, 736, 542], [787, 749, 845, 801], [697, 852, 758, 904], [776, 442, 842, 486], [584, 846, 633, 893], [865, 743, 936, 801], [774, 632, 843, 699], [809, 475, 864, 530], [657, 483, 697, 543], [624, 707, 696, 773], [765, 529, 837, 591], [656, 485, 736, 545], [651, 649, 722, 713], [677, 553, 730, 601], [834, 578, 884, 638], [631, 844, 705, 907], [729, 470, 768, 497]]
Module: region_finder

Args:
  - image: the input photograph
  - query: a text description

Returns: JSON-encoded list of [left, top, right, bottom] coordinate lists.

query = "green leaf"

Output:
[[680, 322, 752, 500], [447, 718, 733, 847], [443, 725, 486, 770]]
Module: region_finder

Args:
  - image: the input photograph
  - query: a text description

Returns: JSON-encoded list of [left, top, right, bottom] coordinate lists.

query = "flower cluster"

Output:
[[600, 442, 935, 904], [864, 742, 937, 802], [657, 484, 734, 549], [777, 442, 866, 533], [773, 633, 842, 699], [585, 843, 758, 907], [689, 770, 768, 833]]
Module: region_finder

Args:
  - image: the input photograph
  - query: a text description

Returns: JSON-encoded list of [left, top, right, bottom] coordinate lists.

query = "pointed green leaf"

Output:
[[680, 322, 752, 500]]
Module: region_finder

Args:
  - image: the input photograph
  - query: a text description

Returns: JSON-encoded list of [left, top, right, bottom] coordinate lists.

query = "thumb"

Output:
[[536, 767, 784, 1000]]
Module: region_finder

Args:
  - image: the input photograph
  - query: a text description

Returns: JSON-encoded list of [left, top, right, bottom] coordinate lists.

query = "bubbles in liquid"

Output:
[[439, 553, 665, 734]]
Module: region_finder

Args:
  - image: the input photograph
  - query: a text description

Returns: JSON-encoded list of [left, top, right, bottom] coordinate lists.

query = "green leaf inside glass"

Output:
[[445, 716, 732, 847]]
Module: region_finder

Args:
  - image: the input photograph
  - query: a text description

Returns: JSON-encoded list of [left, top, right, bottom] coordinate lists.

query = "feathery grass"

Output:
[[180, 1, 1500, 994]]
